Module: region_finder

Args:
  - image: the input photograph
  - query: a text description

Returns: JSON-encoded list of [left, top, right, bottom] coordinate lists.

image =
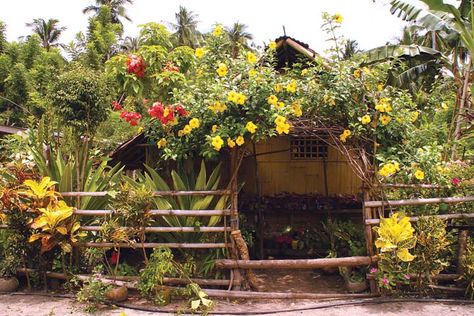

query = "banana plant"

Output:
[[123, 161, 229, 243]]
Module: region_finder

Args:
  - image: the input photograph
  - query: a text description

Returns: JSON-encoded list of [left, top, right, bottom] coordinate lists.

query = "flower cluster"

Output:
[[163, 62, 180, 73], [112, 101, 122, 111], [274, 115, 290, 135], [375, 98, 392, 113], [148, 102, 188, 125], [120, 111, 142, 126], [208, 101, 227, 114], [227, 91, 247, 105], [339, 129, 351, 142], [126, 54, 146, 78], [178, 118, 200, 137], [378, 162, 400, 177]]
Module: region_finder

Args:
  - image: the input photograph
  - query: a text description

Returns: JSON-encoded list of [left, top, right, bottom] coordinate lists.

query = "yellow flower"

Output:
[[361, 115, 371, 125], [212, 24, 223, 36], [248, 69, 257, 77], [378, 162, 399, 177], [362, 67, 371, 74], [379, 115, 391, 126], [333, 13, 343, 23], [414, 169, 425, 180], [286, 80, 297, 93], [227, 91, 238, 103], [276, 122, 290, 134], [236, 135, 245, 146], [441, 102, 448, 110], [211, 135, 224, 151], [246, 52, 257, 63], [268, 41, 277, 50], [178, 130, 184, 137], [169, 118, 178, 126], [291, 102, 302, 117], [275, 101, 285, 109], [208, 101, 227, 113], [377, 84, 384, 91], [195, 47, 206, 58], [274, 115, 286, 126], [212, 125, 218, 133], [301, 69, 308, 76], [267, 94, 278, 105], [216, 63, 227, 77], [236, 93, 247, 105], [323, 95, 336, 106], [227, 138, 236, 148], [339, 129, 351, 142], [353, 69, 361, 78], [274, 84, 283, 93], [246, 121, 257, 134], [157, 138, 167, 148], [189, 118, 200, 129], [411, 111, 419, 122], [183, 124, 192, 135]]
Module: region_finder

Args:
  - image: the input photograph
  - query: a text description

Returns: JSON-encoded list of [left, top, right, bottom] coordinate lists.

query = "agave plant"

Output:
[[29, 146, 123, 210], [123, 161, 229, 243]]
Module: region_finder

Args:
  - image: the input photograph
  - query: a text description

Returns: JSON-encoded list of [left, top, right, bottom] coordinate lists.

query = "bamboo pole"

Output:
[[75, 242, 226, 249], [365, 196, 474, 208], [61, 190, 231, 197], [457, 230, 469, 275], [366, 273, 460, 281], [73, 209, 231, 216], [229, 148, 243, 289], [201, 289, 378, 299], [17, 269, 240, 287], [363, 190, 377, 294], [366, 213, 474, 225], [79, 226, 231, 233], [215, 256, 378, 269]]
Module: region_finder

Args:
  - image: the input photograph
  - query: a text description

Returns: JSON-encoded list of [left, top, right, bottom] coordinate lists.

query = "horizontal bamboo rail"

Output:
[[366, 213, 474, 225], [74, 209, 231, 216], [60, 190, 231, 197], [365, 196, 474, 208], [17, 268, 239, 287], [366, 273, 460, 281], [215, 256, 378, 269], [80, 226, 230, 233], [75, 242, 226, 249]]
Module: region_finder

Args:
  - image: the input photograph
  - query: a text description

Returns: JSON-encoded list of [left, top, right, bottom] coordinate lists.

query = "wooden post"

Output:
[[229, 148, 242, 289], [457, 230, 469, 275], [363, 188, 378, 294]]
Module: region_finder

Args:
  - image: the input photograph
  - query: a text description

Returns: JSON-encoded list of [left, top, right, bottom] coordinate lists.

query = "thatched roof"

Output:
[[273, 36, 322, 70]]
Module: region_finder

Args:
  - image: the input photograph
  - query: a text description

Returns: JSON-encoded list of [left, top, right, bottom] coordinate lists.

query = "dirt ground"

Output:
[[1, 293, 474, 316]]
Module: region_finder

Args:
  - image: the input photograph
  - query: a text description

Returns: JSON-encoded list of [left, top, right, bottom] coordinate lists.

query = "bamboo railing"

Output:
[[363, 184, 474, 294]]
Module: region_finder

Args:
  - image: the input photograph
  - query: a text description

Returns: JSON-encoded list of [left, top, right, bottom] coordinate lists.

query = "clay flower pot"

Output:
[[345, 279, 368, 293], [105, 285, 128, 302], [0, 277, 19, 292]]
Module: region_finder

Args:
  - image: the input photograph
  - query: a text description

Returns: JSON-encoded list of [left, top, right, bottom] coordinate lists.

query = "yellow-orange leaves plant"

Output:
[[374, 212, 416, 291], [29, 200, 84, 253]]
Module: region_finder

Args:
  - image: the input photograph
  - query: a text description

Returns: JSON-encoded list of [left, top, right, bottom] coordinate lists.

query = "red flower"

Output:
[[148, 102, 176, 125], [174, 104, 188, 117], [126, 54, 146, 78], [452, 178, 461, 186], [110, 251, 118, 265], [120, 110, 142, 126], [112, 101, 122, 111]]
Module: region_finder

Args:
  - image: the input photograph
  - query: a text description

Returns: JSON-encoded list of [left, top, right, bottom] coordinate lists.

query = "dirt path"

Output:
[[1, 293, 474, 316]]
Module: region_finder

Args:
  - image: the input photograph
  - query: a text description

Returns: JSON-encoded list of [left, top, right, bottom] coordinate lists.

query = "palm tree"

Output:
[[120, 36, 140, 52], [225, 22, 253, 58], [25, 18, 66, 51], [169, 6, 201, 48], [83, 0, 133, 25], [342, 39, 360, 60]]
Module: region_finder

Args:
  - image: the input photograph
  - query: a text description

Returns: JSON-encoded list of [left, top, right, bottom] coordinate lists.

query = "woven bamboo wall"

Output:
[[240, 136, 361, 196]]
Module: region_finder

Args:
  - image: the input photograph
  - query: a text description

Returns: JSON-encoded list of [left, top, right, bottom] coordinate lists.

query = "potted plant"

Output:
[[344, 269, 368, 292], [0, 253, 20, 292]]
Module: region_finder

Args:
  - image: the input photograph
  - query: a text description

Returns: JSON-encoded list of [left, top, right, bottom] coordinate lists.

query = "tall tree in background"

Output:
[[0, 21, 6, 53], [225, 22, 253, 58], [120, 36, 140, 52], [83, 0, 133, 25], [170, 6, 201, 48], [25, 18, 66, 51], [342, 39, 360, 60]]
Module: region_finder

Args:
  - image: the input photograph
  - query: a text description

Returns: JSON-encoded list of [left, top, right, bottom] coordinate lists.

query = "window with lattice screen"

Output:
[[290, 137, 328, 160]]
